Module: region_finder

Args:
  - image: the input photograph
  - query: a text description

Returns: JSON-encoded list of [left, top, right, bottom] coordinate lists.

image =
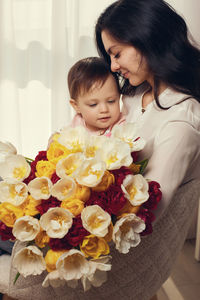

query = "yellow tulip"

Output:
[[117, 200, 140, 218], [61, 198, 84, 216], [19, 195, 41, 216], [47, 141, 70, 164], [35, 229, 50, 248], [0, 202, 23, 227], [80, 235, 110, 259], [45, 249, 66, 272], [92, 170, 115, 192], [74, 183, 91, 202], [35, 160, 55, 178]]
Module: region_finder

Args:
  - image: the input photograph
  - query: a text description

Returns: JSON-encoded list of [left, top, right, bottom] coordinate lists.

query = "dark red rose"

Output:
[[131, 151, 139, 162], [64, 216, 89, 247], [34, 151, 48, 162], [49, 216, 89, 250], [23, 160, 37, 184], [49, 237, 72, 251], [85, 190, 107, 211], [36, 196, 61, 215], [137, 208, 155, 236], [86, 184, 127, 216], [23, 151, 48, 184], [111, 167, 132, 185], [0, 221, 15, 241], [51, 172, 60, 184], [105, 184, 127, 215], [143, 181, 162, 210]]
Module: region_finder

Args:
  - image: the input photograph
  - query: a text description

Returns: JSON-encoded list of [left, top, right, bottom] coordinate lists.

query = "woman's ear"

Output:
[[70, 99, 80, 113]]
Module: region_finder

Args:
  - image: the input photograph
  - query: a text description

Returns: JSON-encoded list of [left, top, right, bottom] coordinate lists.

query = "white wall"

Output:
[[166, 0, 200, 44]]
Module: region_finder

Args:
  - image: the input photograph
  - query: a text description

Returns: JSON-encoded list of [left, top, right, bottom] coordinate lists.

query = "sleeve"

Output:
[[144, 121, 200, 220]]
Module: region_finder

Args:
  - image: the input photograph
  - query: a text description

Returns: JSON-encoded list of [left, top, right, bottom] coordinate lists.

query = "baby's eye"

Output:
[[88, 103, 97, 107], [108, 100, 116, 104]]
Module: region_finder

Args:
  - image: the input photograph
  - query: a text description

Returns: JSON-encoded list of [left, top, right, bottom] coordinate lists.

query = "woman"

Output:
[[95, 0, 200, 219], [1, 1, 200, 299]]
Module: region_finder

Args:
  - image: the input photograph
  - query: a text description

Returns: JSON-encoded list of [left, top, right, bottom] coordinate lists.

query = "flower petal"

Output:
[[13, 246, 46, 277]]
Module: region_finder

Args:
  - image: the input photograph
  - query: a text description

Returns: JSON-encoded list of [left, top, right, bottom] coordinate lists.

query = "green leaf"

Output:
[[14, 272, 20, 285], [136, 158, 149, 174], [25, 156, 34, 165]]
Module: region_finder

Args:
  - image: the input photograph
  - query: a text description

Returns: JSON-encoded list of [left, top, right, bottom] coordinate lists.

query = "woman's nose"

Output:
[[110, 57, 120, 72]]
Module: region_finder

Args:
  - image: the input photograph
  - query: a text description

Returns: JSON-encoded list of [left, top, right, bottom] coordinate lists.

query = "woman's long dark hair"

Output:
[[95, 0, 200, 107]]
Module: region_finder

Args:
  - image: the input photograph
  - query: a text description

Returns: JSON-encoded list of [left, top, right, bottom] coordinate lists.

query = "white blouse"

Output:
[[123, 83, 200, 219]]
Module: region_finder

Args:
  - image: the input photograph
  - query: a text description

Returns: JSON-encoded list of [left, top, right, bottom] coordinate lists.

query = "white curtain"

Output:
[[0, 0, 199, 158], [0, 0, 114, 157]]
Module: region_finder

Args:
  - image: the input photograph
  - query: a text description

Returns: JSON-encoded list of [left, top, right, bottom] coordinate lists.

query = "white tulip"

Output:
[[0, 141, 17, 154], [56, 152, 84, 179], [83, 135, 107, 159], [13, 246, 46, 277], [81, 205, 111, 237], [42, 270, 66, 288], [28, 177, 52, 200], [121, 174, 149, 206], [0, 154, 31, 181], [0, 141, 17, 163], [56, 249, 89, 281], [51, 177, 76, 201], [40, 207, 73, 238], [99, 138, 132, 170], [113, 214, 145, 254], [13, 216, 40, 241], [75, 158, 106, 187], [58, 126, 88, 152], [81, 256, 111, 291], [0, 179, 28, 206], [112, 122, 146, 152]]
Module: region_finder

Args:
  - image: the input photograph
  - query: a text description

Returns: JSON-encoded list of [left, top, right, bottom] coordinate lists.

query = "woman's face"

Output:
[[101, 30, 153, 87]]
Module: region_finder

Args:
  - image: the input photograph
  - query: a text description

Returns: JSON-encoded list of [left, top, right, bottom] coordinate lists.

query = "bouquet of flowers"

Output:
[[0, 123, 162, 291]]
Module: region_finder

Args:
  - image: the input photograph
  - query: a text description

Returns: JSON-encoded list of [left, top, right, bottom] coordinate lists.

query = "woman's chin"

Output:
[[129, 77, 144, 87]]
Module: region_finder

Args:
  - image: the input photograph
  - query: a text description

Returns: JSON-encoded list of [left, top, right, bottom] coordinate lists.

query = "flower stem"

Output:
[[14, 272, 20, 284]]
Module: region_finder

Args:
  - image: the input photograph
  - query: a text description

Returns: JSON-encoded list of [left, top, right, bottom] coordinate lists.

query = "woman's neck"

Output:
[[142, 81, 168, 109]]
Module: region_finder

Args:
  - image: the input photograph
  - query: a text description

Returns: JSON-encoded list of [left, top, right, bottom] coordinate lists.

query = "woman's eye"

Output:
[[88, 103, 97, 107], [114, 53, 120, 59]]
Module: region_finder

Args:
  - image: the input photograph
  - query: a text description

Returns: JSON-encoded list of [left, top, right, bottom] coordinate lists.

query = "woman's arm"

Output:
[[144, 121, 200, 219]]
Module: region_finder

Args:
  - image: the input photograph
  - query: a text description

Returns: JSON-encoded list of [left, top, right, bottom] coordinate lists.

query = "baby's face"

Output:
[[75, 74, 120, 132]]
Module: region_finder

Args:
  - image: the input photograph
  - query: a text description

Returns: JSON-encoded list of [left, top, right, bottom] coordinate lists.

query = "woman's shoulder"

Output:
[[161, 88, 200, 109], [166, 92, 200, 129]]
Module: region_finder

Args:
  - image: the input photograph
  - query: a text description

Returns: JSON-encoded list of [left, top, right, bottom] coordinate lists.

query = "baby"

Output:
[[68, 57, 125, 136]]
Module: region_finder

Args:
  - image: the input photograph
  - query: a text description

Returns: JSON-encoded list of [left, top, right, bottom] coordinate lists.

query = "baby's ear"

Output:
[[70, 99, 80, 113]]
